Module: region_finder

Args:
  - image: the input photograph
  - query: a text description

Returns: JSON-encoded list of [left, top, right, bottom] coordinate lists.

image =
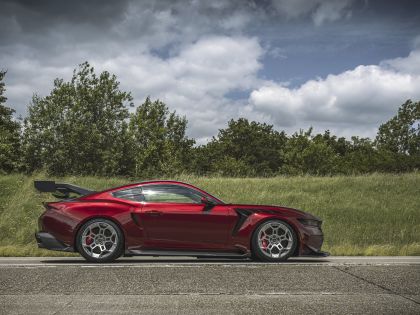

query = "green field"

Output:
[[0, 173, 419, 256]]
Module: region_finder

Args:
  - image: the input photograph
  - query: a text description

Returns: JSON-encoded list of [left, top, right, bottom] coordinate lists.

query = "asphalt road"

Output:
[[0, 257, 419, 315]]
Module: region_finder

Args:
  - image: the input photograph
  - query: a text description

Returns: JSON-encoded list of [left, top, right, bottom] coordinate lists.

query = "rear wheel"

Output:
[[252, 219, 297, 262], [76, 218, 124, 263]]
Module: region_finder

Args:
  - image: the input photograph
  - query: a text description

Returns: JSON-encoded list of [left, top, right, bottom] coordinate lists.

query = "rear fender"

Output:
[[73, 215, 127, 251], [71, 206, 144, 250], [45, 201, 138, 249]]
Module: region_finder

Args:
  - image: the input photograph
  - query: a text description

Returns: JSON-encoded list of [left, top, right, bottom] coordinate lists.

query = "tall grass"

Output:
[[0, 173, 419, 256]]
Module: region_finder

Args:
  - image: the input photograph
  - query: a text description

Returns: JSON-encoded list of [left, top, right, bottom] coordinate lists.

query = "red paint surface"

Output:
[[38, 181, 325, 256]]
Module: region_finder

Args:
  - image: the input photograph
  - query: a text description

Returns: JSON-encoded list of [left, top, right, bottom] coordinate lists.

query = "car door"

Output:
[[138, 184, 237, 250]]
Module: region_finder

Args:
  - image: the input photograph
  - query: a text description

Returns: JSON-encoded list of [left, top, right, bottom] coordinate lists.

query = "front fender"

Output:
[[231, 212, 303, 255]]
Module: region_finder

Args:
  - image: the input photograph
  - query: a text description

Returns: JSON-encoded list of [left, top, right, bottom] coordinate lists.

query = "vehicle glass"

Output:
[[141, 184, 206, 204], [112, 187, 144, 202]]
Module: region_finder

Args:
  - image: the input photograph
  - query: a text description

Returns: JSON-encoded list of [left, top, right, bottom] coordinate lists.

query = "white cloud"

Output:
[[1, 34, 263, 143], [94, 36, 264, 142], [248, 49, 420, 138], [381, 49, 420, 76], [1, 0, 419, 143], [4, 38, 420, 142], [1, 57, 73, 113]]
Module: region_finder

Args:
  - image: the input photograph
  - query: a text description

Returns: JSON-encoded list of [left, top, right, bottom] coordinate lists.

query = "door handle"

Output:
[[145, 210, 163, 216]]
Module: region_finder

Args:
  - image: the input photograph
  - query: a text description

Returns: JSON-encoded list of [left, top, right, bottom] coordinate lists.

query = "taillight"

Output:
[[43, 202, 59, 211]]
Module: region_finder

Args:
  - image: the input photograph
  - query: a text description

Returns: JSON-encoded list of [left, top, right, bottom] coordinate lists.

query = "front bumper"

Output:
[[35, 232, 74, 252], [298, 225, 330, 257]]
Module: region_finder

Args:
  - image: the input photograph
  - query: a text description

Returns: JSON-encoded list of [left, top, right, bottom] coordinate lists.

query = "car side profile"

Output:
[[35, 180, 328, 263]]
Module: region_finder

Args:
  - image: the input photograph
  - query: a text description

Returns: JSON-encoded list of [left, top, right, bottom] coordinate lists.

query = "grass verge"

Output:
[[0, 172, 419, 256]]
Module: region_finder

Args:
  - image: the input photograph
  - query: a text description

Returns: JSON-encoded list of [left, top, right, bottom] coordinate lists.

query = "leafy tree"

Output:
[[22, 62, 132, 175], [376, 100, 420, 155], [13, 62, 420, 177], [339, 137, 380, 174], [196, 118, 287, 176], [0, 71, 21, 173], [129, 97, 194, 177], [313, 130, 348, 157], [280, 128, 337, 175], [374, 100, 420, 172], [310, 132, 381, 174]]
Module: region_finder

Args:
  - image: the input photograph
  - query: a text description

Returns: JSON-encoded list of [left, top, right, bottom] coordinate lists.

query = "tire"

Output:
[[251, 219, 297, 262], [76, 218, 124, 263]]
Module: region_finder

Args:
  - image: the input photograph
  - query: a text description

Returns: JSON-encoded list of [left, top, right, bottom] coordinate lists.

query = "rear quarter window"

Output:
[[112, 187, 144, 202]]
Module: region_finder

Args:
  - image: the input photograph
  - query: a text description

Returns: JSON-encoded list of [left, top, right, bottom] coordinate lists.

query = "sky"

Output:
[[1, 0, 420, 143]]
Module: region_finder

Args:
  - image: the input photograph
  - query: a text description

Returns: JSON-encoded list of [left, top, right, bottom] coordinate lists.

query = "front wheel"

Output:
[[76, 218, 124, 263], [251, 219, 297, 262]]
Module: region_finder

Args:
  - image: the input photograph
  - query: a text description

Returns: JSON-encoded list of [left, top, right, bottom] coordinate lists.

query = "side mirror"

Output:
[[201, 197, 216, 210]]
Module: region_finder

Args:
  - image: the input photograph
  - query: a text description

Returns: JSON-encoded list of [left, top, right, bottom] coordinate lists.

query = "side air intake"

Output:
[[232, 209, 254, 235]]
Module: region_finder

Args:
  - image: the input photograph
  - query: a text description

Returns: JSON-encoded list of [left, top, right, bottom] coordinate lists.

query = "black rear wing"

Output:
[[34, 181, 96, 199]]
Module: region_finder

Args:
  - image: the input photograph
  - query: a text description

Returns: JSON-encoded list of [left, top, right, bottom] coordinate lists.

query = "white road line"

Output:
[[0, 257, 419, 267], [0, 263, 419, 268]]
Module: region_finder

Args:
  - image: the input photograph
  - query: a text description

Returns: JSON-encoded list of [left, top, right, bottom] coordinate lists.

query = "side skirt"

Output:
[[126, 249, 251, 259]]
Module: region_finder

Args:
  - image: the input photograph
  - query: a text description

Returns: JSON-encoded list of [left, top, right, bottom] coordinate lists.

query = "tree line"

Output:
[[1, 62, 419, 177]]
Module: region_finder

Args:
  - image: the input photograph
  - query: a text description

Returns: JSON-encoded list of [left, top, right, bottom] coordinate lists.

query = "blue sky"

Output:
[[1, 0, 420, 142], [258, 2, 420, 85]]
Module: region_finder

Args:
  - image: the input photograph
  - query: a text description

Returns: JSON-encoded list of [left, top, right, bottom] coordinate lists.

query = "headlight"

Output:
[[298, 218, 322, 227]]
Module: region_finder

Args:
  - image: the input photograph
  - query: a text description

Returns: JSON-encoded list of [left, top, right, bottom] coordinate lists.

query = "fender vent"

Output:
[[131, 213, 140, 226], [232, 209, 254, 235]]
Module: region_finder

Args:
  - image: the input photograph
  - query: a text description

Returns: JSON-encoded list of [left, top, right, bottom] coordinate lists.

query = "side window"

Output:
[[112, 187, 144, 202], [141, 184, 203, 204]]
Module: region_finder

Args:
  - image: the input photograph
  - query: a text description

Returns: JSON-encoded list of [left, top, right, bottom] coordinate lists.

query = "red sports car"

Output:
[[35, 180, 328, 263]]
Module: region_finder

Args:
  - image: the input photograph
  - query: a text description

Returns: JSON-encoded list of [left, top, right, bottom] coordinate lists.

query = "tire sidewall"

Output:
[[76, 218, 124, 263], [251, 219, 297, 262]]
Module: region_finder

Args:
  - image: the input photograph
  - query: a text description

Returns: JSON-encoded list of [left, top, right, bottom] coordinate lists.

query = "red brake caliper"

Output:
[[86, 234, 93, 245], [261, 233, 268, 249]]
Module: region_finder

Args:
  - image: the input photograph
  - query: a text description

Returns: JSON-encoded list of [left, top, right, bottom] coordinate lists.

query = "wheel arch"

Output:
[[249, 215, 301, 257], [73, 215, 126, 251]]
